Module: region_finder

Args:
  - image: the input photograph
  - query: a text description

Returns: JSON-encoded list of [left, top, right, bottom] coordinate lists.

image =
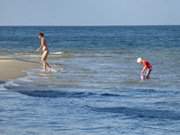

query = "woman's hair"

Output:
[[39, 32, 44, 37]]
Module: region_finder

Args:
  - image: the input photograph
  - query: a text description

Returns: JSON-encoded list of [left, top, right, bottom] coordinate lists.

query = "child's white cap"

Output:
[[137, 57, 142, 63]]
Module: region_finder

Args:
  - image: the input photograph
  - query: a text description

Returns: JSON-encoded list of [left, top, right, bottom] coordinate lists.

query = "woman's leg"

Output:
[[46, 62, 51, 69], [41, 51, 49, 71], [41, 60, 46, 71], [44, 52, 51, 69]]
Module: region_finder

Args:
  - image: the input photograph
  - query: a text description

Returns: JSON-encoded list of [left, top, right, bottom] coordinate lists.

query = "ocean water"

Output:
[[0, 26, 180, 135]]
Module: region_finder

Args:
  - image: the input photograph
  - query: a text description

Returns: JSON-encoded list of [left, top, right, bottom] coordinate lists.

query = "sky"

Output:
[[0, 0, 180, 26]]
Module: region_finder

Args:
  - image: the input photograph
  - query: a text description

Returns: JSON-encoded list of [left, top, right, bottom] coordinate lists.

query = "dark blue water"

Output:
[[0, 26, 180, 135]]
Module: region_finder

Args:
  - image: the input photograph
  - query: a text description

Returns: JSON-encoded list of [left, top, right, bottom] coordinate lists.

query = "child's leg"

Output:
[[145, 69, 152, 79], [140, 71, 145, 80]]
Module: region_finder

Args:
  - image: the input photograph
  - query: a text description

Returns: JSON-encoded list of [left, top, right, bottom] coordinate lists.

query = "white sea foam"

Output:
[[48, 68, 57, 73], [0, 84, 7, 90], [27, 54, 39, 58], [17, 76, 33, 82], [51, 51, 63, 55], [4, 80, 20, 87]]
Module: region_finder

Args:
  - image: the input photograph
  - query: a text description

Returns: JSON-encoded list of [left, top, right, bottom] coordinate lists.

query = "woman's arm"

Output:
[[36, 38, 44, 51], [36, 46, 41, 52]]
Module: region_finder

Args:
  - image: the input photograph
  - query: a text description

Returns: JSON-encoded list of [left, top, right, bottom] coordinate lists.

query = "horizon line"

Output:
[[0, 24, 180, 27]]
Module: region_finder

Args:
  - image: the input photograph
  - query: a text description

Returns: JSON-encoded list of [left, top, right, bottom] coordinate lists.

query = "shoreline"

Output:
[[0, 57, 38, 81]]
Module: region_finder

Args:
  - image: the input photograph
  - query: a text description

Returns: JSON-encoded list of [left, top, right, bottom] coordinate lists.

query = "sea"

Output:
[[0, 26, 180, 135]]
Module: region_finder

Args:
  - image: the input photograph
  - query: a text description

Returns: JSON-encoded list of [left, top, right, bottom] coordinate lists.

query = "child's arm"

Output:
[[141, 66, 146, 74]]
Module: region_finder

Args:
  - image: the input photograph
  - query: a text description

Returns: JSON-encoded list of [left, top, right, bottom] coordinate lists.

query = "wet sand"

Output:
[[0, 57, 38, 81]]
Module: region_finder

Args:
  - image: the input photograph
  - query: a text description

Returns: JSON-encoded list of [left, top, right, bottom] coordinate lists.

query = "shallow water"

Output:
[[0, 26, 180, 135]]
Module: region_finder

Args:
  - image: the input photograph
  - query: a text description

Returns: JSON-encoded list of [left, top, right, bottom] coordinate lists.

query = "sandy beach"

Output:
[[0, 57, 38, 81]]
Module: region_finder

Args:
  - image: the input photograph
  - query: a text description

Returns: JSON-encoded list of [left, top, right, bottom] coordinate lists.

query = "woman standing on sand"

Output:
[[37, 32, 51, 72]]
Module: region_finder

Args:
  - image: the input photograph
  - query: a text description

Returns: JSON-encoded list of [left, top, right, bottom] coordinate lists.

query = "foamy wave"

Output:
[[0, 80, 20, 90], [51, 51, 63, 55], [5, 81, 20, 87], [27, 54, 39, 58], [0, 84, 7, 90], [17, 77, 33, 82]]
